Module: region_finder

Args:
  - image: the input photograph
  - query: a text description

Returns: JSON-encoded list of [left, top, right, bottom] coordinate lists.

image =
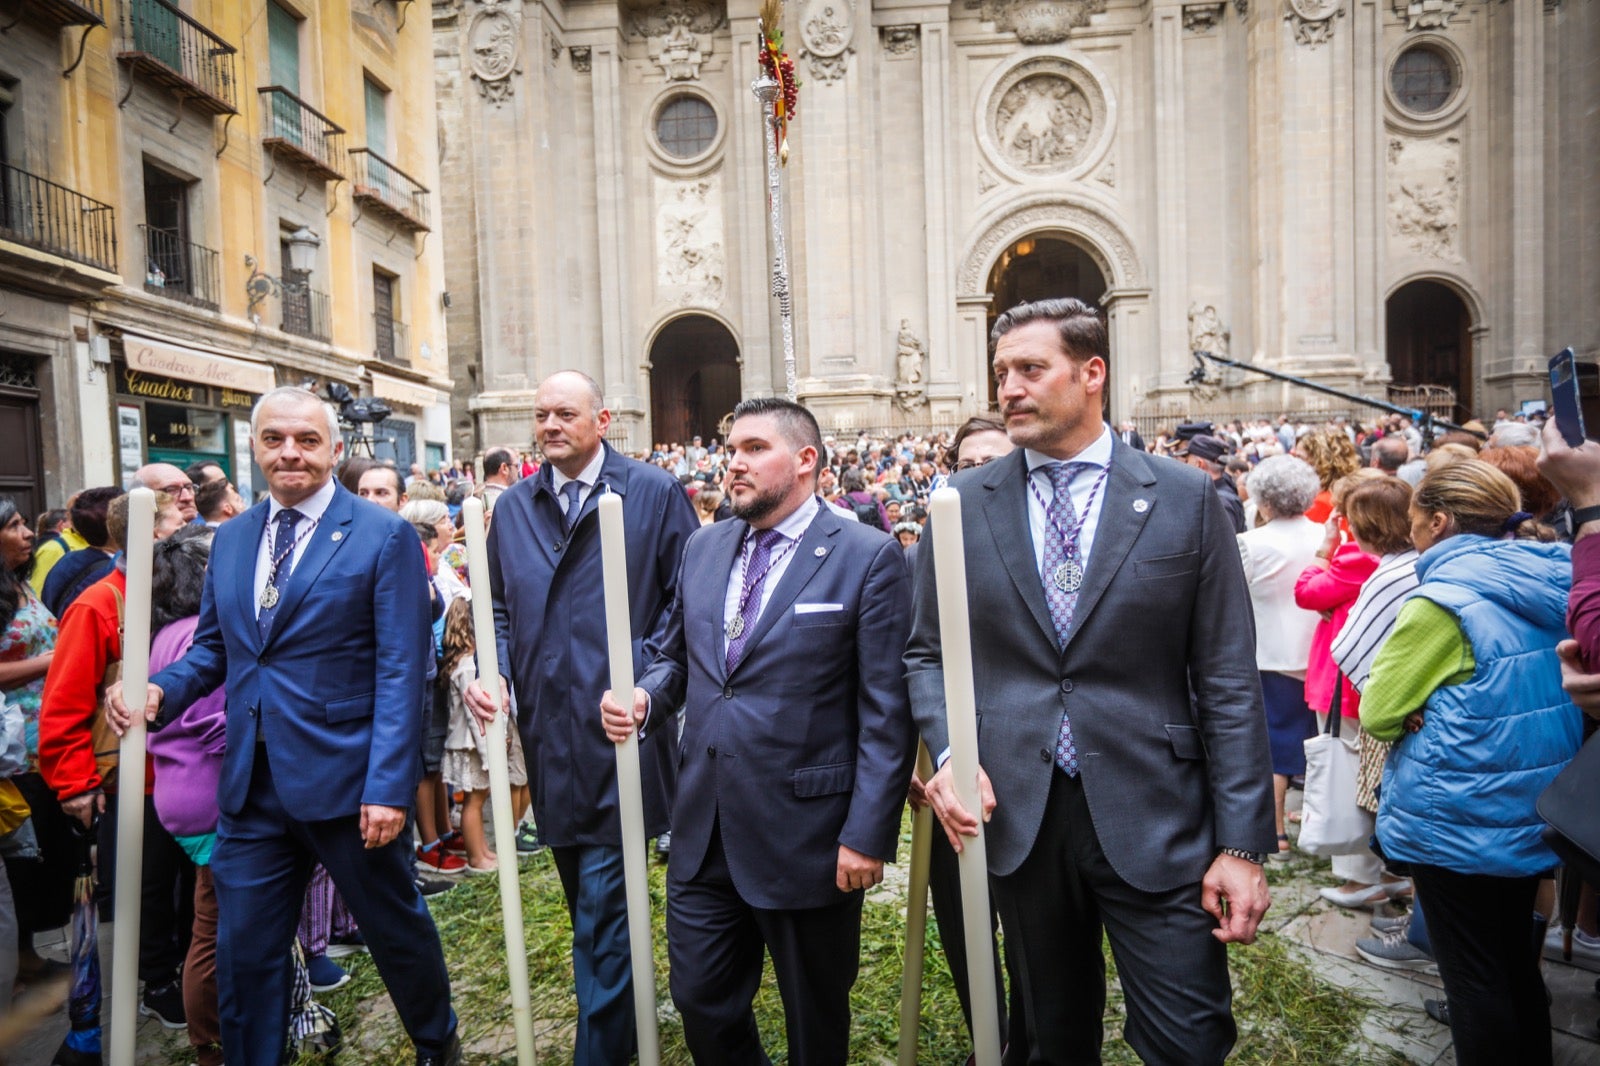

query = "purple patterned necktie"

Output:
[[1041, 462, 1090, 776], [726, 528, 783, 672]]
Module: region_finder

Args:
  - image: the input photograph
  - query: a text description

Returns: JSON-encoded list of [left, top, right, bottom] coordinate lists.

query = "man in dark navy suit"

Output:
[[466, 370, 697, 1065], [110, 386, 457, 1066], [603, 397, 916, 1065]]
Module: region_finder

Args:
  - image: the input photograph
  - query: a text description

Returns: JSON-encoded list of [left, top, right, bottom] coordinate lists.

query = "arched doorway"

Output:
[[985, 234, 1108, 407], [648, 315, 741, 448], [1386, 280, 1473, 419]]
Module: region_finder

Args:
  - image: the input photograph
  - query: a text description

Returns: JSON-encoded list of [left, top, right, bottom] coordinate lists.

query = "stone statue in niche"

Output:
[[994, 75, 1093, 172], [894, 319, 926, 412], [657, 178, 726, 307], [1387, 135, 1460, 260], [649, 10, 710, 81], [1187, 303, 1229, 357]]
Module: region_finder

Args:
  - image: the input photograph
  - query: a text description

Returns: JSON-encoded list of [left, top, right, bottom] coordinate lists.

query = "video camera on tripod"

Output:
[[323, 383, 392, 457]]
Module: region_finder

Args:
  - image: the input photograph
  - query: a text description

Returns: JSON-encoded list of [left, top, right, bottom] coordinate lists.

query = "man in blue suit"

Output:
[[465, 370, 697, 1065], [110, 386, 457, 1066], [603, 397, 916, 1065]]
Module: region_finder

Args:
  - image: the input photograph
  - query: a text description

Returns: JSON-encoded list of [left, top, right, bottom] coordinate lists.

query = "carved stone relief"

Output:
[[1393, 0, 1462, 30], [630, 0, 726, 81], [547, 29, 562, 65], [1285, 0, 1343, 46], [800, 0, 854, 84], [979, 56, 1109, 184], [958, 202, 1141, 294], [882, 25, 918, 58], [978, 168, 1000, 195], [570, 45, 592, 72], [1187, 303, 1230, 357], [656, 176, 726, 307], [1096, 162, 1116, 187], [1387, 134, 1461, 260], [1183, 3, 1225, 33], [1234, 0, 1248, 16], [893, 319, 926, 412], [976, 0, 1106, 44], [468, 2, 521, 106]]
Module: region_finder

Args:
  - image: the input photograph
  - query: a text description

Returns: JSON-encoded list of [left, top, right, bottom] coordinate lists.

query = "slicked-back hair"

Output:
[[731, 398, 825, 482], [989, 297, 1109, 366], [151, 523, 214, 631]]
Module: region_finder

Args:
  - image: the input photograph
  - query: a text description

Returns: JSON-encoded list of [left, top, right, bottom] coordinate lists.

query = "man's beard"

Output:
[[729, 479, 791, 524]]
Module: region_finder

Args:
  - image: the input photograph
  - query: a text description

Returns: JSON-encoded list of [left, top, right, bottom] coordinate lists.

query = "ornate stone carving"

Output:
[[1234, 0, 1247, 16], [548, 29, 562, 65], [1096, 162, 1116, 187], [977, 0, 1105, 44], [1393, 0, 1462, 29], [1187, 303, 1229, 357], [893, 319, 926, 412], [630, 0, 725, 79], [882, 25, 918, 57], [570, 45, 592, 72], [800, 0, 854, 84], [979, 57, 1109, 183], [1182, 3, 1225, 33], [629, 0, 725, 37], [957, 200, 1142, 294], [1285, 0, 1343, 46], [656, 176, 726, 307], [1387, 134, 1460, 260], [468, 2, 521, 106], [978, 168, 1000, 195]]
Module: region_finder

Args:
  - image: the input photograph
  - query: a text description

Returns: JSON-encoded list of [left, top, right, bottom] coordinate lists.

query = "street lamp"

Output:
[[245, 226, 321, 317]]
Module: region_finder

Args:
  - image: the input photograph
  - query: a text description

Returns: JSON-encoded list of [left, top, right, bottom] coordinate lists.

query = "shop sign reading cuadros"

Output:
[[121, 332, 277, 396]]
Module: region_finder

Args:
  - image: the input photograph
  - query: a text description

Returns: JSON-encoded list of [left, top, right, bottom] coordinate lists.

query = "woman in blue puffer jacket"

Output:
[[1361, 458, 1582, 1066]]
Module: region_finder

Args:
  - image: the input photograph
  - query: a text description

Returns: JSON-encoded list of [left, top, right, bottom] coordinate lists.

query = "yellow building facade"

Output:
[[0, 0, 450, 515]]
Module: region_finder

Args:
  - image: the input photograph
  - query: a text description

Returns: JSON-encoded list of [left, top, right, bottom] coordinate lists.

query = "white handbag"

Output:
[[1298, 681, 1375, 857]]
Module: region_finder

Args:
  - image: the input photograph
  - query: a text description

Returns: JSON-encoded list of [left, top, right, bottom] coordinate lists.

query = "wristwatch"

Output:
[[1570, 504, 1600, 528], [1218, 846, 1266, 865]]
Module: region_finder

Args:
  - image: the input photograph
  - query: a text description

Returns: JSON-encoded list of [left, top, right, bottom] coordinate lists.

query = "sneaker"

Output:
[[440, 830, 467, 856], [417, 840, 467, 875], [514, 824, 546, 857], [1424, 998, 1451, 1026], [325, 932, 368, 959], [307, 954, 350, 992], [1321, 877, 1411, 909], [140, 978, 188, 1029], [1369, 912, 1411, 935], [1356, 928, 1437, 972], [416, 872, 458, 897], [1544, 925, 1600, 968]]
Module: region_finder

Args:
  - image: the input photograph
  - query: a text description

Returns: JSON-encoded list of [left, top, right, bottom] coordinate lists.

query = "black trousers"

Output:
[[1410, 865, 1551, 1066], [96, 791, 195, 984], [666, 828, 862, 1066], [991, 770, 1235, 1066], [927, 822, 1028, 1060], [6, 773, 75, 943]]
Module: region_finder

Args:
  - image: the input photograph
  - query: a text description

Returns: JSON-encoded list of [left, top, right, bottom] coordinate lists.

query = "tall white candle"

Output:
[[597, 493, 661, 1066], [109, 487, 154, 1066], [929, 487, 1002, 1066], [461, 497, 536, 1066], [897, 742, 936, 1066]]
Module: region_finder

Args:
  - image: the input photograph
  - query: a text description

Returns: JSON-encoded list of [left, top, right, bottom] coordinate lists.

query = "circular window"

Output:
[[1390, 45, 1456, 115], [655, 96, 718, 160]]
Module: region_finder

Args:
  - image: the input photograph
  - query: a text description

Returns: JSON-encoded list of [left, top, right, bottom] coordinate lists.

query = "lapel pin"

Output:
[[1133, 499, 1149, 513], [814, 546, 827, 557], [331, 531, 343, 542]]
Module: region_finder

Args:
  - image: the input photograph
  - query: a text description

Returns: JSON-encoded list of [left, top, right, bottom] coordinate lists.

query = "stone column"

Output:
[[1349, 0, 1383, 369], [1151, 2, 1189, 389], [920, 12, 960, 419], [953, 294, 993, 417], [1104, 288, 1154, 423], [729, 0, 774, 398], [588, 29, 642, 443], [1508, 0, 1545, 366]]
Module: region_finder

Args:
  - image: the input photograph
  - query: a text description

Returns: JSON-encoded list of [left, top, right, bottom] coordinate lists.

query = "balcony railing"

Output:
[[282, 285, 332, 343], [26, 0, 105, 29], [118, 0, 238, 116], [139, 224, 219, 311], [0, 161, 117, 273], [349, 149, 430, 234], [259, 87, 345, 182], [373, 312, 409, 366]]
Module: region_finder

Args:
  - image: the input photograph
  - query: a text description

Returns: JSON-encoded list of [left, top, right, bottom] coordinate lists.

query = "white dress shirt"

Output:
[[552, 448, 607, 518], [722, 495, 821, 630], [1024, 422, 1115, 579], [253, 477, 337, 619]]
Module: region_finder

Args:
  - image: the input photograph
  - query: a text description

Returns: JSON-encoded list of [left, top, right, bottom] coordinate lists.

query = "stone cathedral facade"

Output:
[[432, 0, 1598, 453]]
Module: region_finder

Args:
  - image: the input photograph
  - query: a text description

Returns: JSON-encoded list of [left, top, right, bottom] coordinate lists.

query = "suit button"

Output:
[[707, 746, 717, 757], [723, 686, 733, 699], [249, 708, 258, 717], [553, 541, 563, 552], [257, 654, 267, 666], [1060, 679, 1074, 693], [1040, 748, 1051, 762]]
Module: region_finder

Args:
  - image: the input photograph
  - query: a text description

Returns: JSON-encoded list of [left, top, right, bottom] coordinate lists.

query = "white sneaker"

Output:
[[1544, 925, 1600, 969]]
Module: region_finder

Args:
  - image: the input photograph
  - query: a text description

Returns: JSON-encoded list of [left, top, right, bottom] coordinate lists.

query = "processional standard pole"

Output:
[[753, 1, 798, 402]]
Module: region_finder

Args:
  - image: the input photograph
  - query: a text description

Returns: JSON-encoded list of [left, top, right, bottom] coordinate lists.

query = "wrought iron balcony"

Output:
[[118, 0, 238, 116], [281, 285, 332, 343], [139, 224, 219, 311], [349, 149, 430, 234], [22, 0, 105, 29], [373, 312, 409, 366], [0, 161, 117, 274], [259, 87, 345, 182]]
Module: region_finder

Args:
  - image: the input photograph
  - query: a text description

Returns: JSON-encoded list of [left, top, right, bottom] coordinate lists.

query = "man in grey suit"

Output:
[[907, 298, 1275, 1065], [603, 397, 916, 1065]]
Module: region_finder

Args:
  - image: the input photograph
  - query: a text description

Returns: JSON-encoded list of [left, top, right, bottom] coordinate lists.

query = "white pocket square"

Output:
[[794, 603, 844, 614]]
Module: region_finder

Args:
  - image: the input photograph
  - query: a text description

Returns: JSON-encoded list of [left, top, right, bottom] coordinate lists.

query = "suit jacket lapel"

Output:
[[234, 502, 270, 649], [734, 506, 840, 671], [1061, 441, 1158, 651], [980, 452, 1057, 646], [707, 517, 748, 681], [263, 487, 356, 647]]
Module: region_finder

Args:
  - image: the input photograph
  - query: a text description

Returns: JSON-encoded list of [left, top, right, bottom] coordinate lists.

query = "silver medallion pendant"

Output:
[[1052, 560, 1084, 594], [259, 584, 280, 610], [725, 615, 745, 641]]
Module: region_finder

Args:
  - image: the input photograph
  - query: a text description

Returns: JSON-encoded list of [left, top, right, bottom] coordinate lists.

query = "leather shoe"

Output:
[[417, 1030, 461, 1066]]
